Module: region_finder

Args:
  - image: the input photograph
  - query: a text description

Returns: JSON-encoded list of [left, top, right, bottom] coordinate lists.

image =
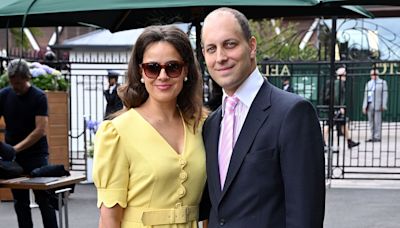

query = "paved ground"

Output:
[[0, 183, 98, 228], [1, 180, 400, 228], [325, 188, 400, 228]]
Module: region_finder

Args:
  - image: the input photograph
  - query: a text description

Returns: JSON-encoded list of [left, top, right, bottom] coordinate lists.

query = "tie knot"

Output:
[[225, 96, 239, 114]]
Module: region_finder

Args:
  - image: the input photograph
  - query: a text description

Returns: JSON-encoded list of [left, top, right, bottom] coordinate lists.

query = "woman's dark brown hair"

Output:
[[118, 25, 204, 131]]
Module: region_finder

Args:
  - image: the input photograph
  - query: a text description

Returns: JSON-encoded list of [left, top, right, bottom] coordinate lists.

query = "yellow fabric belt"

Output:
[[123, 206, 199, 225]]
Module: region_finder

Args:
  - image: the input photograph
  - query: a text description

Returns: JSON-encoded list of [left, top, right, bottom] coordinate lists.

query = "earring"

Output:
[[184, 77, 188, 82], [140, 78, 145, 83]]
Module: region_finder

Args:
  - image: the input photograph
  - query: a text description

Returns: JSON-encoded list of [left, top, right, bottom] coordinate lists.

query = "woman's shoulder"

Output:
[[107, 108, 146, 134], [110, 108, 138, 124]]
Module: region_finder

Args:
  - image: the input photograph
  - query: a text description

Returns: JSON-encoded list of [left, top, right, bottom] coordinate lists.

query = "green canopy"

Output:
[[0, 0, 372, 31], [319, 0, 399, 5]]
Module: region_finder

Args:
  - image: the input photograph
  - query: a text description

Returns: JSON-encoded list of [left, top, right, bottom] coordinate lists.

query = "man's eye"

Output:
[[225, 41, 236, 48], [206, 46, 216, 53]]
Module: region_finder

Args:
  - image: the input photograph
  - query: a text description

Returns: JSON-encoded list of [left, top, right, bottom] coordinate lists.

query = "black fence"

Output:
[[1, 56, 400, 180], [260, 60, 400, 180]]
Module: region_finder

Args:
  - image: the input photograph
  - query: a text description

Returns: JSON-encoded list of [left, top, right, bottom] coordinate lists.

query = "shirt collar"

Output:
[[221, 68, 264, 115]]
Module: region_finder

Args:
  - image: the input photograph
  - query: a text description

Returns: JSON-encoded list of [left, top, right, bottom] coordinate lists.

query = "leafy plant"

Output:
[[10, 28, 43, 51], [249, 18, 321, 61], [0, 62, 68, 91], [0, 73, 9, 88], [87, 142, 94, 158], [86, 119, 100, 158]]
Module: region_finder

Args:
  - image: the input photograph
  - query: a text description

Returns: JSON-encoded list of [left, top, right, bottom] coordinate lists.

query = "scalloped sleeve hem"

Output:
[[93, 120, 129, 208], [97, 188, 128, 208]]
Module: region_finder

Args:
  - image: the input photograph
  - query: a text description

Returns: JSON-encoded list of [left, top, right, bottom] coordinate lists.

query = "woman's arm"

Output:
[[99, 204, 124, 228]]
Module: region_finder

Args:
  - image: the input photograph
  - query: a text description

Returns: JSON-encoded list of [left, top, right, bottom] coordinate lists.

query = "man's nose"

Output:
[[216, 48, 228, 63]]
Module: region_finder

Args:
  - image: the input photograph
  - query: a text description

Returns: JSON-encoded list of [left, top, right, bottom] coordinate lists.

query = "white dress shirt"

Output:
[[219, 68, 264, 147], [367, 79, 376, 103]]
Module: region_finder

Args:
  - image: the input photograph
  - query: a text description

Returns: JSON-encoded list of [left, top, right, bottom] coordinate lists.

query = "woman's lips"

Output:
[[155, 84, 172, 90]]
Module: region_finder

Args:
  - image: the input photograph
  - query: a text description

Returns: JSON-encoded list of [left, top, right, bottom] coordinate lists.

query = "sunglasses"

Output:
[[140, 61, 185, 79]]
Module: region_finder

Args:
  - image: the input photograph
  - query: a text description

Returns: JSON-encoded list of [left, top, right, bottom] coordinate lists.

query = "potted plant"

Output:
[[0, 61, 68, 91]]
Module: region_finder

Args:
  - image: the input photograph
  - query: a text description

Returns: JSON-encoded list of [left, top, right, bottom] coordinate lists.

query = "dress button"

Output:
[[179, 158, 187, 167], [177, 187, 186, 197], [179, 172, 188, 180], [219, 219, 225, 226]]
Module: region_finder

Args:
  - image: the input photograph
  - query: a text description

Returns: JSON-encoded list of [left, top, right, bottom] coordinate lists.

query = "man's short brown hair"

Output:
[[7, 59, 31, 80]]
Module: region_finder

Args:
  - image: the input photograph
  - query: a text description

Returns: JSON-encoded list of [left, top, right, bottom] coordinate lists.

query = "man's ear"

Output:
[[249, 36, 257, 59]]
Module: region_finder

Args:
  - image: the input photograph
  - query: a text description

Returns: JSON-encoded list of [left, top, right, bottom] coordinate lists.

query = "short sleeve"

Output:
[[93, 120, 129, 208], [35, 93, 48, 116]]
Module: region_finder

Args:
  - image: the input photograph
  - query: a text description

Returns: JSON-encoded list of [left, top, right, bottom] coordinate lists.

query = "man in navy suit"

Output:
[[201, 7, 325, 227]]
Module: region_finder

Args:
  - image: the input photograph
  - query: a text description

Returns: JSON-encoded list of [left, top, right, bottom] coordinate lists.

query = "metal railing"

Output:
[[1, 56, 400, 180]]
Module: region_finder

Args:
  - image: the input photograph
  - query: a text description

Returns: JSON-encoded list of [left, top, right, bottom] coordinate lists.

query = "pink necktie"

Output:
[[219, 96, 239, 189]]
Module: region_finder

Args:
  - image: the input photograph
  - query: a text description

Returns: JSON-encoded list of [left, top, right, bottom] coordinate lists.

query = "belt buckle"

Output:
[[174, 207, 189, 224]]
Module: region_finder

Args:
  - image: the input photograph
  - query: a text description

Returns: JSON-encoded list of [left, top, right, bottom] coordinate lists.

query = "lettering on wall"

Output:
[[261, 64, 291, 76], [375, 63, 400, 75]]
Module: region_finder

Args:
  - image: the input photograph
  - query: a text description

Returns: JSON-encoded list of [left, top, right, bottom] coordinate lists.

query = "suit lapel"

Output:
[[206, 107, 223, 200], [219, 80, 272, 202]]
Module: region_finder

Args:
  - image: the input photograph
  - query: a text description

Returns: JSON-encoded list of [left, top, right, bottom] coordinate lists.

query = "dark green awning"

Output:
[[0, 0, 372, 31]]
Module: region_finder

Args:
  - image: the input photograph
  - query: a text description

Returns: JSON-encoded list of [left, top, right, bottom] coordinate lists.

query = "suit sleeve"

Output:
[[105, 87, 121, 105], [199, 117, 211, 221], [198, 181, 211, 221], [362, 83, 368, 110], [382, 80, 388, 110], [103, 89, 114, 104], [104, 89, 112, 103], [279, 99, 325, 228]]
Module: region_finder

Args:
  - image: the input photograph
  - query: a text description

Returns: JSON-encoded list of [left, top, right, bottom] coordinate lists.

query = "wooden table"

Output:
[[0, 174, 86, 228]]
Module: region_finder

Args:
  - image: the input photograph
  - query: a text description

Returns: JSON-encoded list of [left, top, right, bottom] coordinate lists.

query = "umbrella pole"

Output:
[[194, 20, 204, 74], [327, 16, 337, 186], [5, 19, 10, 57], [194, 20, 210, 101]]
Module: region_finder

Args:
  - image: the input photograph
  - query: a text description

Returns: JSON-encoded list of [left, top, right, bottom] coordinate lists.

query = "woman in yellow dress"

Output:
[[93, 25, 208, 228]]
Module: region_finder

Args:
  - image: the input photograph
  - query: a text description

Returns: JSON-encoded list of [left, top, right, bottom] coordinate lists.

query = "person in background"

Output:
[[201, 7, 325, 227], [103, 70, 123, 119], [362, 69, 388, 142], [43, 49, 58, 70], [281, 76, 294, 93], [323, 67, 360, 149], [205, 79, 223, 111], [0, 59, 58, 228], [93, 25, 208, 228]]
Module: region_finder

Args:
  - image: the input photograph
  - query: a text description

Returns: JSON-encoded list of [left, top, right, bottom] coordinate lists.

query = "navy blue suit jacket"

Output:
[[202, 80, 325, 227]]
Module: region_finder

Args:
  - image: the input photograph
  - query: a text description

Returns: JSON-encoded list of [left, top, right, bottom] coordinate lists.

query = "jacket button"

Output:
[[219, 219, 225, 226]]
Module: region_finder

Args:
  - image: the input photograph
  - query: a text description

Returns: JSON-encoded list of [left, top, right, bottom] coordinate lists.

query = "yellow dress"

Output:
[[93, 109, 206, 228]]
